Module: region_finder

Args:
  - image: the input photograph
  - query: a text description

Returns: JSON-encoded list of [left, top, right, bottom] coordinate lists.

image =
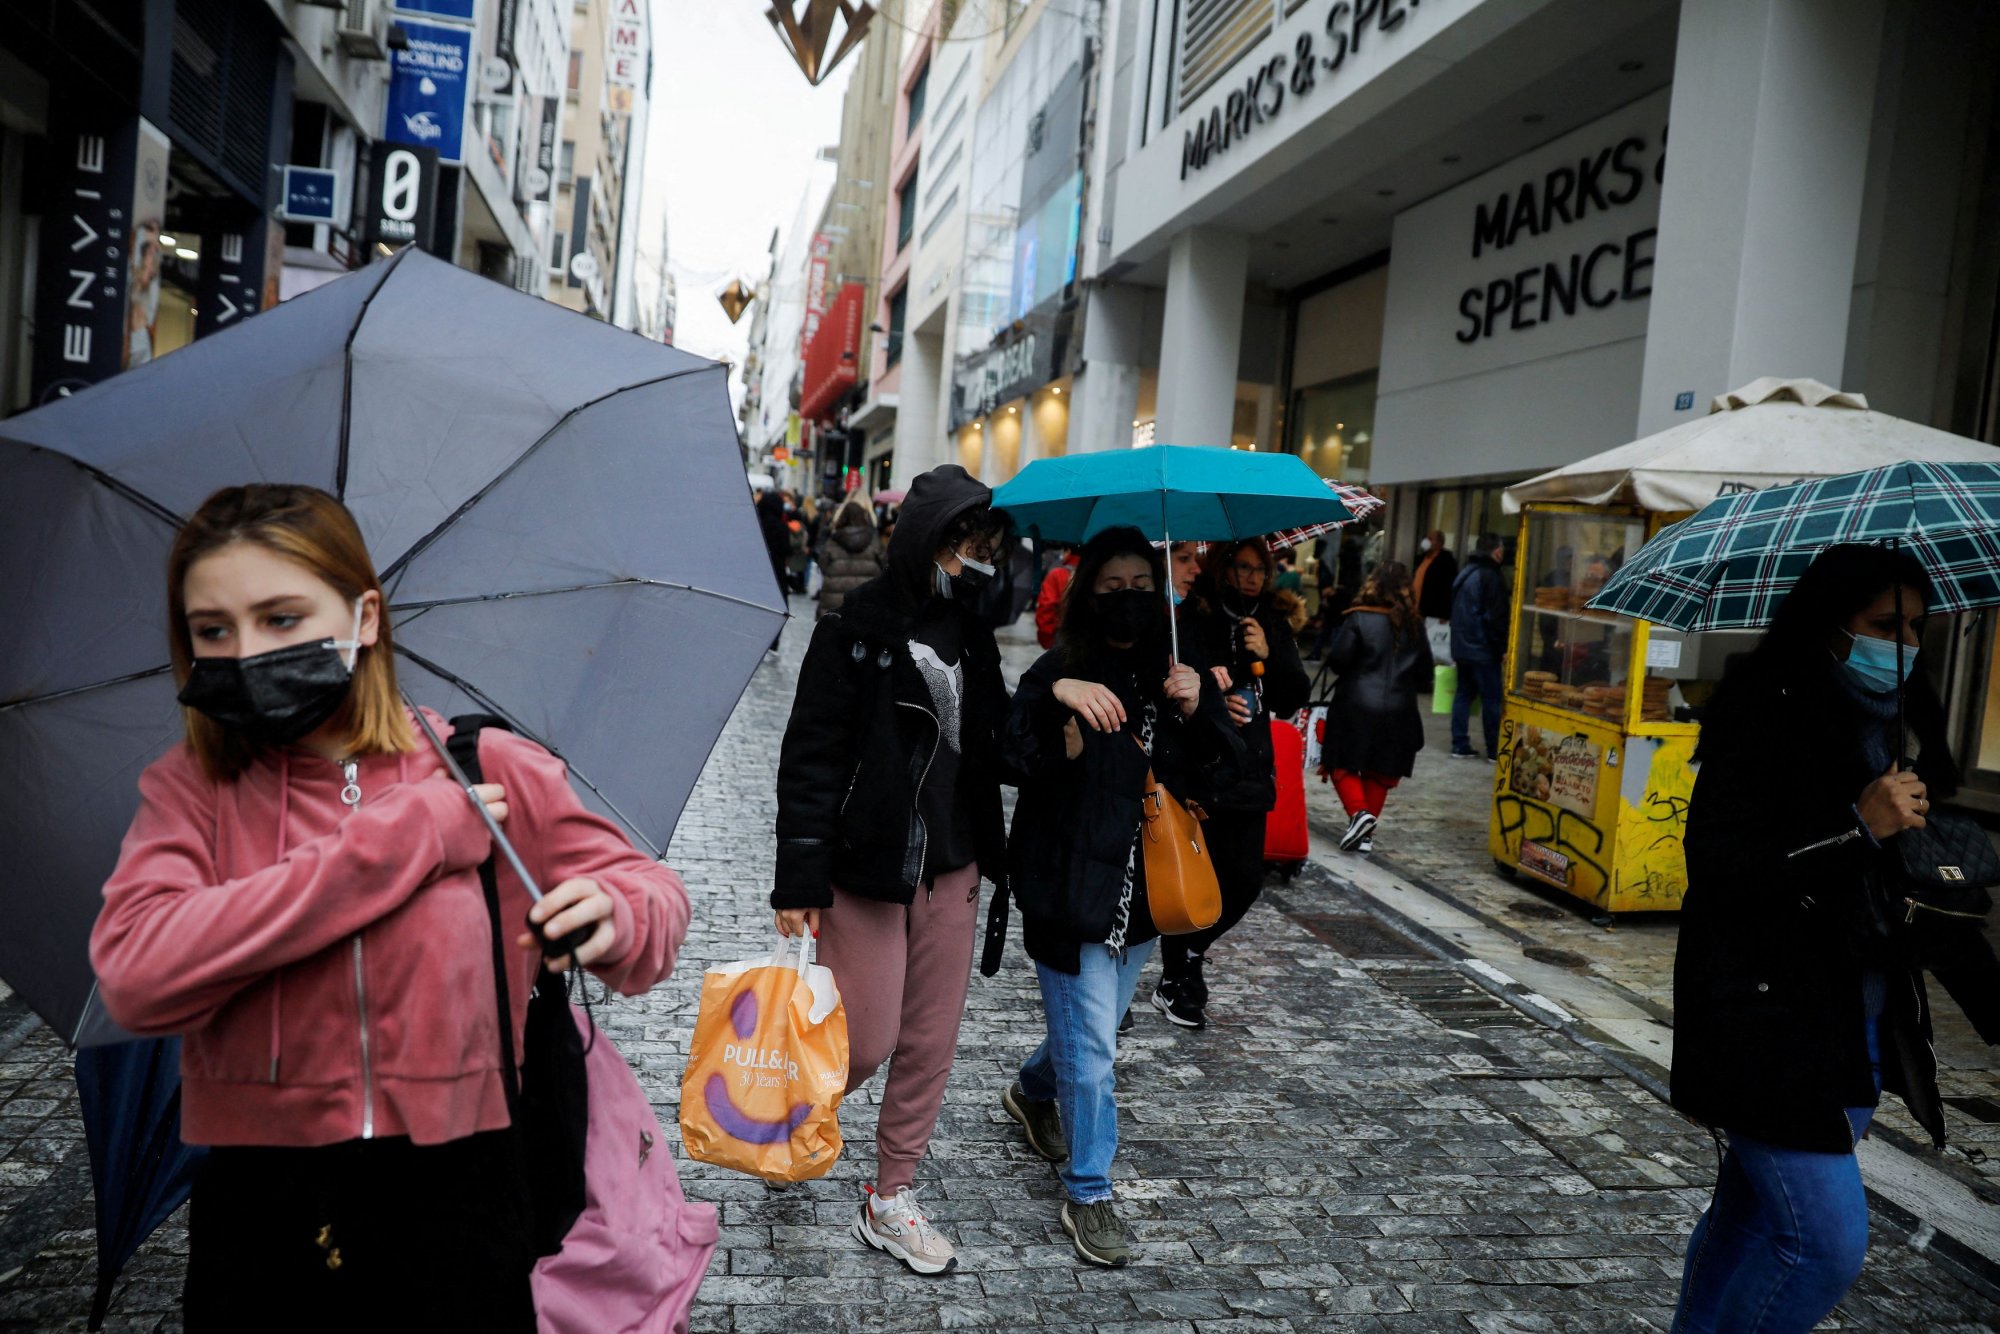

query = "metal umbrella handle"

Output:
[[405, 703, 595, 960]]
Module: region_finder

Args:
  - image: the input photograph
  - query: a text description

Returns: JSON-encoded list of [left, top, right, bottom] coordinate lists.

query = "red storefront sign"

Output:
[[800, 281, 864, 421], [799, 232, 832, 357]]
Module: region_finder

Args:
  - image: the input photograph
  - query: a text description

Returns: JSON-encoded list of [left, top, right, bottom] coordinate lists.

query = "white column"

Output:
[[1074, 283, 1148, 453], [890, 327, 944, 489], [1155, 227, 1247, 447], [1634, 0, 1887, 437]]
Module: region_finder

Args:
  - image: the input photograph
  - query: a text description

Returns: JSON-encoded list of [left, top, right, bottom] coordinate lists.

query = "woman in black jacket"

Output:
[[988, 527, 1234, 1268], [770, 464, 1010, 1276], [1323, 561, 1433, 853], [1149, 537, 1311, 1028], [1670, 543, 2000, 1332]]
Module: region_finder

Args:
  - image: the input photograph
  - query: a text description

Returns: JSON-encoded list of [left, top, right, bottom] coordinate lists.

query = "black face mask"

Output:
[[1095, 588, 1160, 644], [177, 607, 363, 747]]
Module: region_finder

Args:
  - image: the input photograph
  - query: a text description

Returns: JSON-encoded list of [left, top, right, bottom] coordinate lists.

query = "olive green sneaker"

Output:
[[1002, 1083, 1068, 1163], [1060, 1199, 1133, 1267]]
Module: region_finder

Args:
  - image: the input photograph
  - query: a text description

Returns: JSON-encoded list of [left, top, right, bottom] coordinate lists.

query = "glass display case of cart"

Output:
[[1508, 509, 1736, 729]]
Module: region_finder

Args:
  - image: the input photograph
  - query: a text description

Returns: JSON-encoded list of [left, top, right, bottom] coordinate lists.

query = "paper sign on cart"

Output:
[[1645, 638, 1683, 669]]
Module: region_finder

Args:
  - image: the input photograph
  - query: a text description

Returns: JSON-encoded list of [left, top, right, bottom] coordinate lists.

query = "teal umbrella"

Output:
[[992, 445, 1351, 658]]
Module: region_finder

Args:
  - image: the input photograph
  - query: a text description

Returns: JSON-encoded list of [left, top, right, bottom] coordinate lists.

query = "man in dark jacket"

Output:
[[770, 464, 1010, 1275], [1448, 533, 1510, 760]]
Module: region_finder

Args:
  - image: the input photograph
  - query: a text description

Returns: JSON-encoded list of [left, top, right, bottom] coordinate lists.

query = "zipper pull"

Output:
[[339, 760, 361, 808]]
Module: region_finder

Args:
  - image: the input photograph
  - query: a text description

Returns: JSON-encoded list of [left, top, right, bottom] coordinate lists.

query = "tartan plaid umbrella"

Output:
[[1585, 460, 2000, 631], [1266, 480, 1384, 550]]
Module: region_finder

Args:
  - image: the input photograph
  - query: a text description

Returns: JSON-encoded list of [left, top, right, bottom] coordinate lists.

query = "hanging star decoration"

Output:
[[765, 0, 875, 86], [718, 279, 755, 324]]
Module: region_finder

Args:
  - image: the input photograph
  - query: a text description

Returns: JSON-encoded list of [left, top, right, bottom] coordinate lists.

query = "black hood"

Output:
[[886, 464, 991, 601]]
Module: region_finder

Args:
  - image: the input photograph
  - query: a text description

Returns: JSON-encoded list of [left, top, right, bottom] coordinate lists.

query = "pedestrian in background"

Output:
[[1152, 537, 1309, 1029], [1034, 546, 1080, 649], [770, 465, 1011, 1277], [993, 527, 1233, 1267], [756, 489, 793, 598], [1322, 561, 1433, 854], [1449, 533, 1510, 760], [814, 496, 884, 619], [1412, 529, 1457, 624], [89, 485, 689, 1328], [1670, 543, 2000, 1334]]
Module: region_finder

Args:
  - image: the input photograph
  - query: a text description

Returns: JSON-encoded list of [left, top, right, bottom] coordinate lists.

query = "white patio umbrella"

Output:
[[1503, 377, 2000, 514]]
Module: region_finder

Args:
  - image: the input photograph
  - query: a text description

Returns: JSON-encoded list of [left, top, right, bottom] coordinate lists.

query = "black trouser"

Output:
[[184, 1129, 535, 1332], [1159, 807, 1267, 987]]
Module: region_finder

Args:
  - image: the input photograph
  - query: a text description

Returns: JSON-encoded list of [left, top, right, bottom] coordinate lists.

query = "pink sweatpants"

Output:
[[812, 863, 980, 1195]]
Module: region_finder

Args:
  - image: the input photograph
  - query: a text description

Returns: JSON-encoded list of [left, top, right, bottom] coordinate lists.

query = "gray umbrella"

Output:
[[0, 247, 786, 1048]]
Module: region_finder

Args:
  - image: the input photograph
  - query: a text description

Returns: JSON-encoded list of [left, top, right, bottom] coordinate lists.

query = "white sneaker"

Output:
[[853, 1184, 958, 1275], [1338, 811, 1377, 852]]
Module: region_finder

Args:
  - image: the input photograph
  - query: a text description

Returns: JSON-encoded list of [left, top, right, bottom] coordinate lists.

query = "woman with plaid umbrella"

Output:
[[1669, 543, 2000, 1332]]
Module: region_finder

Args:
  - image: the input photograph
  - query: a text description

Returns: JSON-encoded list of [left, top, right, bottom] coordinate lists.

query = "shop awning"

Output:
[[1504, 377, 2000, 514], [800, 281, 864, 422]]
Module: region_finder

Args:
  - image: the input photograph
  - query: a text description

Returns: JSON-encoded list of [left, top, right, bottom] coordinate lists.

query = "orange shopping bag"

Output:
[[679, 934, 848, 1183]]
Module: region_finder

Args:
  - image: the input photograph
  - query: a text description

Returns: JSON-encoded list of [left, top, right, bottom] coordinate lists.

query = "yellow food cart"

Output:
[[1487, 503, 1728, 914]]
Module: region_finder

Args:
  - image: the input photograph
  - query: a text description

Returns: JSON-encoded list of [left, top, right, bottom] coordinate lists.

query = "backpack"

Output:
[[448, 716, 718, 1332]]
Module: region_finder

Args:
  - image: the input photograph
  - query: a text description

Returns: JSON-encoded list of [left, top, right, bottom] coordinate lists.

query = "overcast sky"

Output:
[[634, 0, 858, 373]]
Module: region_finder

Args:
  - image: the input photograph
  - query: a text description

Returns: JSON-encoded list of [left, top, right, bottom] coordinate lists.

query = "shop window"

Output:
[[885, 285, 907, 366], [1290, 371, 1377, 483], [907, 60, 929, 134], [897, 174, 918, 252]]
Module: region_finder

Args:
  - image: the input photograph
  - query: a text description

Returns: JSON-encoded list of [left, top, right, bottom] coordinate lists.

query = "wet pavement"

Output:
[[0, 601, 1993, 1330]]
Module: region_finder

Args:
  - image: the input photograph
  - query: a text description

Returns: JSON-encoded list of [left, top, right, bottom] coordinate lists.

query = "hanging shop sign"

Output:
[[801, 282, 865, 420], [531, 98, 559, 202], [607, 0, 645, 90], [392, 0, 477, 20], [1179, 0, 1433, 179], [385, 19, 474, 164], [800, 233, 833, 356], [360, 140, 440, 252], [281, 166, 341, 224]]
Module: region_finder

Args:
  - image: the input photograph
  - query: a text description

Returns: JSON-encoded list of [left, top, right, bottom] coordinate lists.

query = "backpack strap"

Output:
[[447, 713, 522, 1117]]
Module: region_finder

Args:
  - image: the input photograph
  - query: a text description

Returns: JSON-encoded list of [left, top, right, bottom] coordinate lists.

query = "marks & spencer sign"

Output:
[[1379, 89, 1670, 393], [1180, 0, 1432, 179]]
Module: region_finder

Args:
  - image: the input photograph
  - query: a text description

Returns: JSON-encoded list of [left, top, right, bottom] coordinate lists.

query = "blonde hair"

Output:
[[168, 485, 415, 780]]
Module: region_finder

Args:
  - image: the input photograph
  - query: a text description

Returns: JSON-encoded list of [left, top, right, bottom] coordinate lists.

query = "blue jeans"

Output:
[[1019, 940, 1156, 1205], [1672, 1021, 1883, 1333], [1451, 657, 1503, 757]]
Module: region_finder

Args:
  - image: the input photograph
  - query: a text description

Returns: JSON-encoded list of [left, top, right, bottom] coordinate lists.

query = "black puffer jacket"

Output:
[[1323, 607, 1433, 778], [1672, 656, 2000, 1152], [984, 637, 1240, 976], [1180, 584, 1310, 811], [772, 467, 1009, 910]]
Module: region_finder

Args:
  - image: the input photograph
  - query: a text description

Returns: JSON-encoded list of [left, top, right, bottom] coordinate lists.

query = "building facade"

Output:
[[0, 0, 617, 420], [1074, 0, 2000, 808], [548, 0, 649, 324]]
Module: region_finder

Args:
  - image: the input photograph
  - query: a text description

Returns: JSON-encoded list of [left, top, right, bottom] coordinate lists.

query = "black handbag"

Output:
[[1891, 809, 2000, 924], [449, 714, 591, 1259]]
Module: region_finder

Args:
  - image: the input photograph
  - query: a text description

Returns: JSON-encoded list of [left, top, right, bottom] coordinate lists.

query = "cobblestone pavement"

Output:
[[1307, 695, 2000, 1196], [0, 603, 1995, 1330]]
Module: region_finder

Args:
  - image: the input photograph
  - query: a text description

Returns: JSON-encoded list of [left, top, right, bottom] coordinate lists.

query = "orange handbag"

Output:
[[1135, 738, 1222, 934]]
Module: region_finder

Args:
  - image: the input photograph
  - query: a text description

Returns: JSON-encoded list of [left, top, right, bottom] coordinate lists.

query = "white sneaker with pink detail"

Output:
[[852, 1184, 958, 1275]]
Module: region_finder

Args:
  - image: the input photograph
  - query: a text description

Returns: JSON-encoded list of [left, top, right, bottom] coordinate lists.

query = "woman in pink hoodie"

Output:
[[89, 484, 691, 1330]]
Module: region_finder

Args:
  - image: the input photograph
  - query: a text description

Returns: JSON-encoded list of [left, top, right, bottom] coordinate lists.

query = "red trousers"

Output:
[[1332, 769, 1400, 818]]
